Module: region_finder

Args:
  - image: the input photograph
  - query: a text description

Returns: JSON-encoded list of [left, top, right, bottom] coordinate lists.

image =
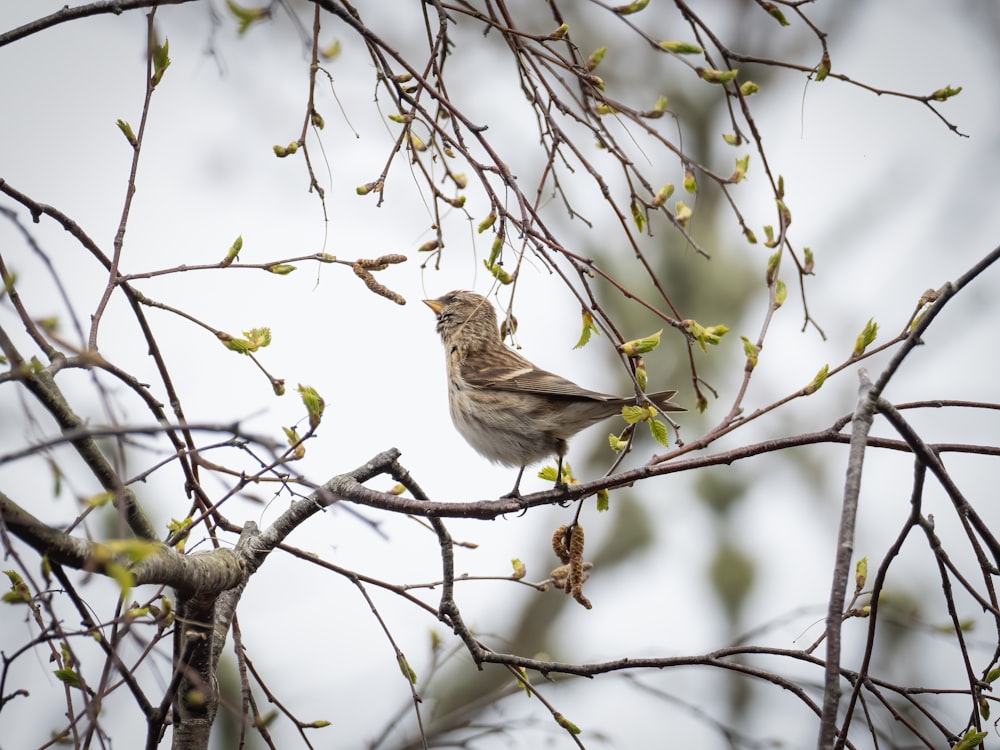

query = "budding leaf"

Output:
[[675, 201, 692, 226], [631, 200, 646, 232], [267, 263, 296, 275], [511, 558, 527, 580], [619, 329, 662, 356], [815, 51, 831, 81], [608, 433, 628, 453], [684, 320, 729, 351], [221, 235, 243, 267], [574, 309, 600, 350], [739, 81, 760, 97], [596, 488, 610, 512], [297, 384, 325, 430], [477, 211, 497, 234], [930, 85, 962, 102], [647, 95, 669, 118], [116, 119, 137, 147], [741, 336, 759, 370], [855, 556, 868, 591], [659, 40, 703, 54], [683, 169, 697, 194], [762, 2, 790, 25], [803, 247, 815, 274], [852, 318, 878, 358], [731, 154, 750, 182], [699, 67, 739, 84], [648, 418, 669, 447], [951, 729, 988, 750], [483, 259, 512, 285], [586, 47, 607, 71], [652, 183, 674, 207], [226, 0, 269, 34], [805, 364, 829, 394], [150, 35, 170, 87], [613, 0, 649, 14], [774, 279, 787, 307]]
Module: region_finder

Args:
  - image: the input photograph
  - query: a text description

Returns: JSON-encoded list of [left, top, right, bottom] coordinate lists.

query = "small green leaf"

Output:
[[683, 169, 697, 194], [151, 35, 170, 87], [774, 279, 787, 307], [659, 40, 703, 54], [852, 318, 878, 358], [815, 51, 831, 81], [573, 310, 600, 349], [631, 201, 646, 232], [648, 418, 668, 447], [805, 364, 829, 394], [511, 559, 526, 580], [477, 211, 497, 234], [684, 320, 729, 352], [762, 2, 790, 25], [226, 0, 269, 34], [766, 250, 781, 284], [84, 491, 116, 508], [619, 329, 662, 356], [652, 183, 674, 207], [3, 570, 31, 604], [647, 96, 669, 118], [931, 85, 962, 102], [803, 247, 815, 274], [396, 654, 417, 684], [621, 405, 654, 424], [675, 201, 692, 226], [483, 259, 512, 284], [554, 713, 581, 735], [741, 336, 759, 370], [698, 67, 739, 84], [855, 556, 868, 590], [267, 263, 296, 275], [739, 81, 760, 97], [951, 728, 988, 750], [54, 668, 83, 689], [731, 154, 750, 182], [222, 235, 243, 266], [586, 47, 607, 71], [608, 433, 628, 453], [613, 0, 649, 14], [116, 119, 137, 147], [297, 384, 325, 430], [596, 488, 610, 512], [538, 465, 560, 481]]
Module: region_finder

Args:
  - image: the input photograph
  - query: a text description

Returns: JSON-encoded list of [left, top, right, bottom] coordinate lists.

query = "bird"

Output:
[[423, 290, 684, 496]]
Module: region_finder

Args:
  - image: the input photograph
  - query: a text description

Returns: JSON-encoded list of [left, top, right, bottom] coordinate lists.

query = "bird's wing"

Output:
[[459, 346, 614, 401]]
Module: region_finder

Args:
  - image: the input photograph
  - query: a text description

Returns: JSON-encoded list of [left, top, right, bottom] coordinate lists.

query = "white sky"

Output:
[[1, 1, 999, 748]]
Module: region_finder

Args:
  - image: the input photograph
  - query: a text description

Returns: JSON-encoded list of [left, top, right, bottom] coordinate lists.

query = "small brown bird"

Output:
[[424, 290, 684, 496]]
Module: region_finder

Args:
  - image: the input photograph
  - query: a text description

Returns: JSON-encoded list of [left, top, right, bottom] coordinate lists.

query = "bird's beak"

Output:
[[423, 298, 444, 315]]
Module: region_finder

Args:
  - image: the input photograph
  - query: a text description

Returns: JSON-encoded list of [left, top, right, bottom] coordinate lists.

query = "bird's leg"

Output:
[[501, 466, 526, 500]]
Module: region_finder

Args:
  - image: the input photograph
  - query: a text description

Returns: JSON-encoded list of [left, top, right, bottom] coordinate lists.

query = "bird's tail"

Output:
[[647, 390, 685, 413]]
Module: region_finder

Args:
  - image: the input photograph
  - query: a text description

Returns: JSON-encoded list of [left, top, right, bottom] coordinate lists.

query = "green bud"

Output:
[[804, 364, 829, 394], [613, 0, 649, 14], [619, 329, 662, 356], [698, 67, 739, 84], [852, 318, 878, 358], [675, 201, 692, 226], [652, 183, 674, 207], [659, 40, 703, 54], [739, 81, 760, 97], [586, 47, 607, 71]]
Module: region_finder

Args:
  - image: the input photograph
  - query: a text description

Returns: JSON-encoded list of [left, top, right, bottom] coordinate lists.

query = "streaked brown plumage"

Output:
[[424, 290, 684, 496]]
